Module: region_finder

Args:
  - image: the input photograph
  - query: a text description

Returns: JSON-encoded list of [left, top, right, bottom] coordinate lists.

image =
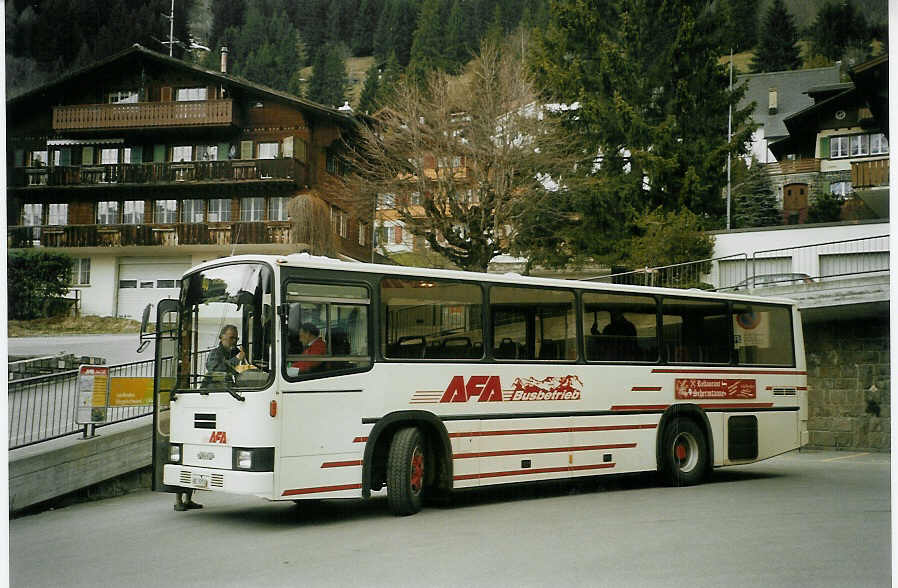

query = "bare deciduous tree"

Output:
[[339, 37, 577, 272]]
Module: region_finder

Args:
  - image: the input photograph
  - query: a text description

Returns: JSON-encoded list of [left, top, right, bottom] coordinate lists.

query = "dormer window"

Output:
[[176, 87, 207, 101], [107, 90, 138, 104], [768, 88, 778, 115]]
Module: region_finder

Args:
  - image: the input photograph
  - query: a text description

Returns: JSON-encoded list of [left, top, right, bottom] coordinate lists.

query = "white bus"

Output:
[[147, 253, 807, 516]]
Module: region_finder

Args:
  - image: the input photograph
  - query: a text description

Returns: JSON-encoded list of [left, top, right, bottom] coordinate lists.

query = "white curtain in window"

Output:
[[155, 200, 178, 223], [241, 197, 264, 221], [123, 201, 145, 224]]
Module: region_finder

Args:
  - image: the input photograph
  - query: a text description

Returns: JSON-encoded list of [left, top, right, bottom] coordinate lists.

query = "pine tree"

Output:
[[718, 0, 758, 54], [732, 158, 780, 228], [374, 50, 403, 107], [374, 0, 417, 66], [351, 0, 382, 56], [750, 0, 801, 73], [307, 42, 348, 107], [444, 0, 468, 72], [808, 0, 871, 63], [408, 0, 448, 85], [529, 0, 754, 264], [357, 63, 381, 113]]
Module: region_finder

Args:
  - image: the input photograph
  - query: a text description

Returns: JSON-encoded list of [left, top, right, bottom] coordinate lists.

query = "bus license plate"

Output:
[[191, 474, 209, 489]]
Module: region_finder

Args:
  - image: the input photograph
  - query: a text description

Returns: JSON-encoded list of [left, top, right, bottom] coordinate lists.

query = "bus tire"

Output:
[[660, 418, 709, 487], [387, 426, 426, 516]]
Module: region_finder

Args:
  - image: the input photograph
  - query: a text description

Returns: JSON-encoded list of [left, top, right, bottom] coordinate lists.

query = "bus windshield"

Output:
[[178, 262, 274, 392]]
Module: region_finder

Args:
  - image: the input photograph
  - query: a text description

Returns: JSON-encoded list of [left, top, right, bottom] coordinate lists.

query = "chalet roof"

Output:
[[736, 65, 840, 141], [6, 43, 356, 126]]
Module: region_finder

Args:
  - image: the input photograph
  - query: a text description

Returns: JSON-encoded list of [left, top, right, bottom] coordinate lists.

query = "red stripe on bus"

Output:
[[698, 402, 774, 409], [454, 462, 615, 481], [454, 442, 636, 460], [353, 437, 368, 443], [632, 387, 662, 391], [610, 404, 670, 411], [651, 368, 807, 376], [448, 424, 657, 438], [320, 460, 363, 468], [282, 483, 362, 496]]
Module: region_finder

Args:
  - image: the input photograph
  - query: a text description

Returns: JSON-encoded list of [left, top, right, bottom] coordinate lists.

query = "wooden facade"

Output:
[[7, 44, 370, 262]]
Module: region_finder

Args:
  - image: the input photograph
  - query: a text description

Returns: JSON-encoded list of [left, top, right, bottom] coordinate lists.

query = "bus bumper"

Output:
[[164, 464, 274, 498]]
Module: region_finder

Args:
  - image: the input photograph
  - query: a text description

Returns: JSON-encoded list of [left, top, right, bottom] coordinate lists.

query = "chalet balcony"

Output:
[[52, 99, 236, 131], [8, 221, 293, 249], [765, 158, 822, 175], [851, 158, 889, 189], [9, 158, 307, 189]]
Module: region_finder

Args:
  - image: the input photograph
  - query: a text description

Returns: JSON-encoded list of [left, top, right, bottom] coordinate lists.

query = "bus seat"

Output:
[[538, 339, 560, 360], [331, 327, 351, 355], [441, 336, 472, 359], [391, 335, 426, 359], [495, 337, 518, 359]]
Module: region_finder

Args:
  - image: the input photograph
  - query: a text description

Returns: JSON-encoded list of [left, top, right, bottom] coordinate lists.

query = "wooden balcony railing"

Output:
[[8, 158, 306, 188], [765, 158, 822, 175], [8, 222, 294, 249], [52, 99, 235, 130], [851, 158, 889, 189]]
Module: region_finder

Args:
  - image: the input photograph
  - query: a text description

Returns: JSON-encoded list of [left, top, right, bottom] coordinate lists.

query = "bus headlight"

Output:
[[232, 447, 275, 471], [170, 444, 182, 464]]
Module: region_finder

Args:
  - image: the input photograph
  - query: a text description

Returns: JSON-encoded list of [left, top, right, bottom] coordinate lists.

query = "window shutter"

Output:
[[296, 139, 308, 163], [217, 143, 229, 160], [283, 136, 294, 158], [131, 146, 143, 164], [394, 226, 402, 243], [82, 146, 94, 165], [161, 87, 172, 102], [240, 140, 253, 159], [14, 149, 24, 167], [153, 144, 166, 162], [819, 136, 830, 159]]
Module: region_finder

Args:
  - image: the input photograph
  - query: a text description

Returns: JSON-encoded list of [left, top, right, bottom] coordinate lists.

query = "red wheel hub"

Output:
[[410, 448, 424, 493], [675, 443, 687, 461]]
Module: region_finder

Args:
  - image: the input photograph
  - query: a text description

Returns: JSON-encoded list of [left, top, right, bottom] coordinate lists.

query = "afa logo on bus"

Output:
[[437, 375, 583, 403]]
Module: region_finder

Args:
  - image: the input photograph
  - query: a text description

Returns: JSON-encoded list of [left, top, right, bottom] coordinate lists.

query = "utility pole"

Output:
[[726, 49, 733, 230], [162, 0, 175, 56]]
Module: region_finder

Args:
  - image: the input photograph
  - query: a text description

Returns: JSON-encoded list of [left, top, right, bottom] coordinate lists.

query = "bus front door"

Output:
[[152, 298, 180, 492]]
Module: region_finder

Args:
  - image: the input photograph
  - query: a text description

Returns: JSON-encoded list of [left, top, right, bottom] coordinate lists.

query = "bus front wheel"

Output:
[[660, 418, 709, 487], [387, 427, 426, 516]]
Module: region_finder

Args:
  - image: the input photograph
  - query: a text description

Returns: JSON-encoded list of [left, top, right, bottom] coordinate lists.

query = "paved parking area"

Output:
[[10, 449, 891, 587]]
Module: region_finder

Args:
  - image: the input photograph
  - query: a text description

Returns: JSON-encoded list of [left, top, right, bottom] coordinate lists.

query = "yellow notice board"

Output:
[[109, 377, 154, 406], [77, 365, 109, 424], [108, 377, 175, 406]]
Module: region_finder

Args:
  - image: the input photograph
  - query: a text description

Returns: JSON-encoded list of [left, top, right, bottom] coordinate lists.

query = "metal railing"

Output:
[[588, 235, 889, 291], [8, 355, 172, 450]]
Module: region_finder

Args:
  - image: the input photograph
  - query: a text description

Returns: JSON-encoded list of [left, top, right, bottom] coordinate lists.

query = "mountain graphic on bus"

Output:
[[510, 375, 583, 401]]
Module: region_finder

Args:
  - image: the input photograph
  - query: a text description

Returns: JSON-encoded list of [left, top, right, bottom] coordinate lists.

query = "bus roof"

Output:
[[186, 253, 800, 306]]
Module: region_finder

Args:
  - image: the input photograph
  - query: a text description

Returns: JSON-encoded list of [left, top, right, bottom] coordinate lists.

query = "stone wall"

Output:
[[804, 317, 890, 450]]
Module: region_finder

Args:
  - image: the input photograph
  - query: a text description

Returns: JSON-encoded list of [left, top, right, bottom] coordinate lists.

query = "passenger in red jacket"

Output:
[[292, 323, 326, 372]]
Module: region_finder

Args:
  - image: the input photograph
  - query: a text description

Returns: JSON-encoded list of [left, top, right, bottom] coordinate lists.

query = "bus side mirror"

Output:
[[137, 303, 153, 353]]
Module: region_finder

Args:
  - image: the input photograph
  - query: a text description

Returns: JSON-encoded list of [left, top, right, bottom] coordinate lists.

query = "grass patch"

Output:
[[8, 315, 143, 337]]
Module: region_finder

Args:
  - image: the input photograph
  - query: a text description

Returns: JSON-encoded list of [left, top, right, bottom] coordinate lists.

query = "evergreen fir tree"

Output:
[[718, 0, 758, 54], [408, 0, 448, 85], [808, 0, 871, 63], [530, 0, 754, 263], [374, 50, 403, 107], [374, 0, 417, 66], [351, 0, 381, 56], [358, 63, 381, 114], [307, 42, 349, 107], [444, 0, 468, 72], [732, 158, 780, 228], [750, 0, 801, 73]]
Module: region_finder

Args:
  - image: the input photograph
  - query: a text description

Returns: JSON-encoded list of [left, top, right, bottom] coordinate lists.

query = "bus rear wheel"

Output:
[[660, 418, 709, 487], [387, 427, 426, 516]]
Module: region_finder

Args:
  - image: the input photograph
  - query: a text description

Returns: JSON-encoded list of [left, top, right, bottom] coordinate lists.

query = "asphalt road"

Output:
[[8, 333, 151, 366], [9, 450, 891, 588]]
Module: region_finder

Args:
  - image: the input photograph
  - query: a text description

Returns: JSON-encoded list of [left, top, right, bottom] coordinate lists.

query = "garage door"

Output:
[[117, 257, 192, 320]]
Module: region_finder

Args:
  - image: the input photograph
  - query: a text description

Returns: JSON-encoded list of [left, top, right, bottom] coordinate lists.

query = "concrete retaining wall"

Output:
[[9, 417, 152, 512]]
